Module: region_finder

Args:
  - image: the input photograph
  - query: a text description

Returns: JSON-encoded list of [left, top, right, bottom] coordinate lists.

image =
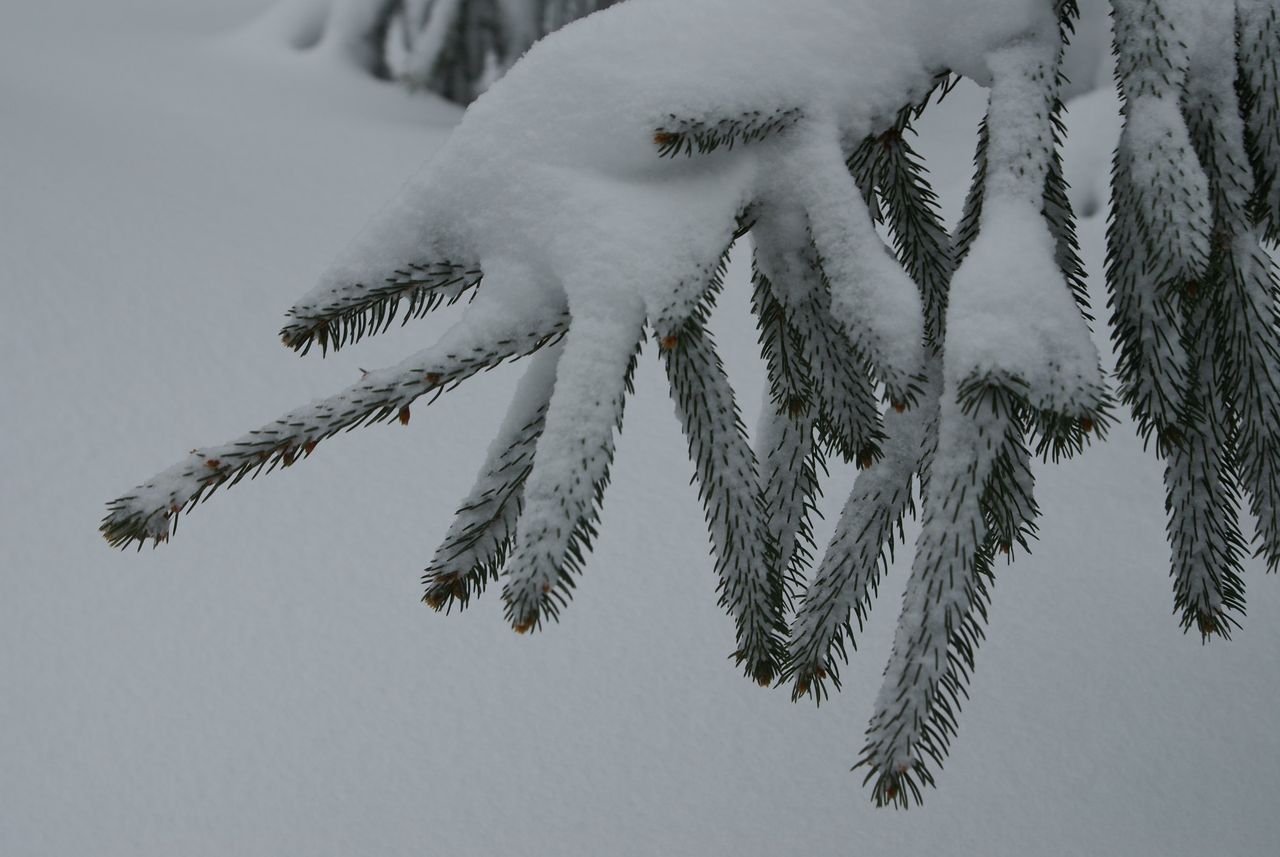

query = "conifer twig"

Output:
[[281, 262, 483, 355], [103, 308, 568, 549], [423, 342, 563, 612]]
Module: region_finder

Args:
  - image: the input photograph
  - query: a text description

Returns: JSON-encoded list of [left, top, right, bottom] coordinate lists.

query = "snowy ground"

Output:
[[3, 2, 1279, 855]]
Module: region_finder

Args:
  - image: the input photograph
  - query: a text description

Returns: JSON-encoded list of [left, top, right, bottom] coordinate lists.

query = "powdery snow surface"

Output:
[[3, 1, 1280, 855]]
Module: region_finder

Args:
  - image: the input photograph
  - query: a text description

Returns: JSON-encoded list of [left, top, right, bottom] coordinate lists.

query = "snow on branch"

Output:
[[104, 298, 569, 549], [107, 0, 1280, 809], [281, 261, 482, 354]]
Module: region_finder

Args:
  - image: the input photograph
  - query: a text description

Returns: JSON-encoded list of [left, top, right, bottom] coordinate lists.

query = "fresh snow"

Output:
[[3, 1, 1280, 855]]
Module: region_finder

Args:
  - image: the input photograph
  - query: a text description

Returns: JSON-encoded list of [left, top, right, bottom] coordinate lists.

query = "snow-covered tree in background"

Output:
[[252, 0, 617, 103], [104, 0, 1280, 807]]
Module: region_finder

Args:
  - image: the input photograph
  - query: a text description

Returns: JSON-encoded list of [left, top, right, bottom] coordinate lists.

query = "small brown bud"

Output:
[[303, 440, 318, 456], [1080, 417, 1094, 434], [204, 459, 221, 470], [541, 583, 552, 594], [398, 406, 411, 426], [857, 448, 876, 470], [281, 447, 296, 467], [659, 334, 680, 351], [787, 397, 806, 418], [892, 400, 906, 413], [794, 678, 811, 699], [425, 372, 442, 386], [513, 620, 534, 635], [653, 130, 678, 147], [424, 590, 448, 611]]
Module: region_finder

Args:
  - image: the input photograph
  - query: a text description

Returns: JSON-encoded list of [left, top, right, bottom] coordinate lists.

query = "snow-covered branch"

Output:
[[106, 0, 1280, 808]]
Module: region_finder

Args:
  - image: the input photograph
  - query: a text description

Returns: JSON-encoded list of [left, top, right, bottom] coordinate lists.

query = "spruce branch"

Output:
[[751, 262, 824, 604], [773, 129, 926, 406], [1106, 148, 1190, 444], [859, 386, 1015, 809], [653, 107, 804, 158], [1185, 9, 1280, 572], [1165, 300, 1248, 639], [102, 308, 568, 550], [786, 110, 956, 705], [663, 283, 787, 686], [785, 373, 937, 705], [500, 308, 644, 633], [757, 389, 824, 610], [1237, 0, 1280, 242], [750, 258, 813, 419], [1111, 0, 1213, 282], [1044, 80, 1092, 317], [753, 217, 886, 465], [281, 261, 483, 355], [862, 122, 954, 342], [423, 343, 563, 612]]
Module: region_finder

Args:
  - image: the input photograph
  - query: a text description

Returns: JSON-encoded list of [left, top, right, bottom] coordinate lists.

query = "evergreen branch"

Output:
[[280, 262, 483, 355], [423, 343, 562, 612], [952, 114, 988, 270], [102, 310, 569, 550], [762, 127, 926, 406], [653, 107, 803, 158], [1044, 90, 1092, 317], [758, 390, 824, 613], [1238, 0, 1280, 242], [751, 262, 824, 605], [662, 286, 786, 686], [750, 258, 813, 418], [1185, 25, 1280, 572], [753, 224, 886, 465], [1164, 298, 1248, 639], [786, 103, 955, 705], [1106, 151, 1189, 444], [647, 226, 741, 340], [1111, 0, 1212, 282], [960, 385, 1040, 557], [859, 387, 1015, 809], [785, 369, 937, 705], [870, 125, 955, 343], [501, 310, 644, 632]]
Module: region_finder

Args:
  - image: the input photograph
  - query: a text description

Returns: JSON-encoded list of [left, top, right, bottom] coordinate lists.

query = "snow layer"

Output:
[[4, 1, 1280, 855], [299, 0, 1066, 395]]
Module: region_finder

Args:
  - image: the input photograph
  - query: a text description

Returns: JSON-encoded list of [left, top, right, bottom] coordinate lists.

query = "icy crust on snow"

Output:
[[296, 0, 1059, 361]]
